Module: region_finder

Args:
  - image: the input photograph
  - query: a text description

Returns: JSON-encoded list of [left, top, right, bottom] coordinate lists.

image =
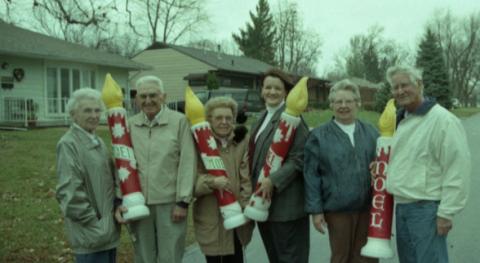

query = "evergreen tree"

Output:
[[206, 72, 219, 90], [363, 43, 382, 82], [416, 28, 452, 109], [374, 82, 393, 113], [232, 0, 276, 65]]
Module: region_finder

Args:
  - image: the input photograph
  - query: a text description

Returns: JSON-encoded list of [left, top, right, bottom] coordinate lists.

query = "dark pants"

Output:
[[75, 248, 116, 263], [205, 233, 243, 263], [258, 216, 310, 263]]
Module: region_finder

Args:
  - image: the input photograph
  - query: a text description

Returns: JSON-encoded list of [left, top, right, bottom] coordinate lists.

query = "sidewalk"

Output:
[[183, 221, 331, 263]]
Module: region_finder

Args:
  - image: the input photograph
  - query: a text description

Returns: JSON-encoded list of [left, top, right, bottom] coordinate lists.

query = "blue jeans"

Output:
[[75, 248, 116, 263], [395, 201, 448, 263]]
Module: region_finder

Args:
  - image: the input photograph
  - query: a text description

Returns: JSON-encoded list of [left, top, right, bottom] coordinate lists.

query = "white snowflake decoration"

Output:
[[112, 123, 125, 139], [273, 129, 284, 143], [118, 167, 130, 182], [207, 135, 217, 150], [130, 160, 137, 169]]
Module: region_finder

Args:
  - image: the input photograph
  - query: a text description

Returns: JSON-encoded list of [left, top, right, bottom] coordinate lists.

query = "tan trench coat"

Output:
[[193, 132, 254, 256]]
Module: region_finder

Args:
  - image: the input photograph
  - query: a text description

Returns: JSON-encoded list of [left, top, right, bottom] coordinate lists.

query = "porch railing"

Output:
[[0, 96, 36, 127]]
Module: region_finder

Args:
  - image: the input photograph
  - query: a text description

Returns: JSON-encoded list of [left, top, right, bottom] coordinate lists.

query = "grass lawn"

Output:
[[1, 107, 475, 262], [0, 127, 194, 263]]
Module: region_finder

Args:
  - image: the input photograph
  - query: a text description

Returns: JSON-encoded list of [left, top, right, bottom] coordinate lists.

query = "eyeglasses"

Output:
[[138, 92, 160, 100], [212, 115, 234, 123], [332, 99, 356, 106]]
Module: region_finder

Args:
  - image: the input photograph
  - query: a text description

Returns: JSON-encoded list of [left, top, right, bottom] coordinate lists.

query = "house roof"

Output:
[[144, 42, 273, 75], [349, 77, 383, 89], [0, 21, 149, 70]]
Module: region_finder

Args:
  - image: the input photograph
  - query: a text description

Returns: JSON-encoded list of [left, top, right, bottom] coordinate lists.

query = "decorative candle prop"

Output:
[[102, 74, 149, 221], [244, 77, 309, 222], [185, 87, 247, 230], [361, 99, 396, 258]]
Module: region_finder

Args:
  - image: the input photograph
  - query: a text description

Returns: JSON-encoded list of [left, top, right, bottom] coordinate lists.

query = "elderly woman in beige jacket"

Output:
[[56, 88, 120, 263], [193, 97, 254, 263]]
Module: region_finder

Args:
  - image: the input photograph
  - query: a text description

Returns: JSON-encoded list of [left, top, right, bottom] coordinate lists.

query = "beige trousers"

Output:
[[130, 203, 187, 263]]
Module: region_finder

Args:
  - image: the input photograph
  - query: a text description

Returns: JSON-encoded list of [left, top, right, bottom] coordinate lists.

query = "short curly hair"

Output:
[[66, 88, 104, 117], [328, 79, 361, 105], [204, 96, 238, 122]]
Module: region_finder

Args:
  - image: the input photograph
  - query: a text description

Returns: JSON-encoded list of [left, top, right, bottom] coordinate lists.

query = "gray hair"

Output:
[[328, 79, 361, 104], [386, 65, 423, 87], [66, 88, 104, 116], [205, 96, 238, 122], [135, 75, 165, 93]]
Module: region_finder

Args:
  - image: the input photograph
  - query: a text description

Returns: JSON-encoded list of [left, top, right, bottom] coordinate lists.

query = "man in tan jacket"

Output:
[[117, 75, 196, 263]]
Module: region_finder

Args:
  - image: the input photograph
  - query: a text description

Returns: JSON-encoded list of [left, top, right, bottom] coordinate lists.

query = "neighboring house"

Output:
[[131, 42, 330, 110], [0, 21, 149, 127], [350, 77, 381, 110], [131, 43, 273, 103]]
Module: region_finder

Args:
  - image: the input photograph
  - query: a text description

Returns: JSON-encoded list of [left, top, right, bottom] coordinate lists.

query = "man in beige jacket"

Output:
[[117, 75, 196, 263]]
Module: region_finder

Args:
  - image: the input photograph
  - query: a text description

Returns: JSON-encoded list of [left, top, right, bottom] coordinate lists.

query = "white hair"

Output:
[[386, 65, 423, 87], [66, 88, 103, 116], [135, 75, 165, 93], [328, 79, 361, 104]]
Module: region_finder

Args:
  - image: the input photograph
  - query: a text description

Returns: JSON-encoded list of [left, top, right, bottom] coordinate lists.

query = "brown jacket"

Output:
[[193, 130, 254, 256]]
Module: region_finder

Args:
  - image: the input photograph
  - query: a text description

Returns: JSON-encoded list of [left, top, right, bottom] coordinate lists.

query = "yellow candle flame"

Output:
[[285, 77, 309, 116], [101, 73, 124, 109], [378, 99, 396, 137], [185, 87, 205, 125]]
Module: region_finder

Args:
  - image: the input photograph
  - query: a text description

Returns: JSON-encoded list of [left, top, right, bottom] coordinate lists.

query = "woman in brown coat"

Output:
[[193, 96, 253, 263]]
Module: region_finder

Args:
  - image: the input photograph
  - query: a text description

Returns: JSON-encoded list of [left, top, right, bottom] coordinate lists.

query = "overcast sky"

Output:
[[199, 0, 480, 76]]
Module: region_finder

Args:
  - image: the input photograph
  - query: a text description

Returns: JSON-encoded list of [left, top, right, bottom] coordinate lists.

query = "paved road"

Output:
[[184, 114, 480, 263]]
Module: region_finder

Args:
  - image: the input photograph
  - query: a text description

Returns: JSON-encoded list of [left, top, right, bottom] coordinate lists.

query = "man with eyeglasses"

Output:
[[304, 79, 379, 263], [115, 75, 196, 263]]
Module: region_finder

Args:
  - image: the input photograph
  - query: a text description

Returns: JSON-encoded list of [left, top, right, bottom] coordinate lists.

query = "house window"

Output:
[[221, 78, 231, 86], [46, 67, 95, 114], [1, 76, 14, 89]]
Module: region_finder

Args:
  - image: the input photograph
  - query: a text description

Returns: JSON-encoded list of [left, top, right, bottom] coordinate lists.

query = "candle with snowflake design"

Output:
[[101, 74, 149, 221], [185, 87, 248, 230], [244, 77, 309, 222], [361, 99, 396, 258]]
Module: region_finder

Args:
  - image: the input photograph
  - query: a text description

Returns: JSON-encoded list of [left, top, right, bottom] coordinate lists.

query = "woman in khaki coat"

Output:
[[193, 97, 254, 263]]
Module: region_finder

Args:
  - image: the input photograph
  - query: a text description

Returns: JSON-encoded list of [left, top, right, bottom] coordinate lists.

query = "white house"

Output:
[[0, 21, 149, 127]]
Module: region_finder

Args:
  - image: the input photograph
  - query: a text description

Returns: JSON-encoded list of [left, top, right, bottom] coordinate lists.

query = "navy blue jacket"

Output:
[[304, 119, 379, 214]]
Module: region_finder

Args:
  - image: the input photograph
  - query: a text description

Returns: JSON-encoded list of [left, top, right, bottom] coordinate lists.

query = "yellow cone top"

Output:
[[285, 77, 309, 116], [378, 99, 396, 137], [101, 73, 124, 109], [185, 87, 205, 125]]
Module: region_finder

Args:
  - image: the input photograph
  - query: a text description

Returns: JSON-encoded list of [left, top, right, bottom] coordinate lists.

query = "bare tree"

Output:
[[430, 9, 480, 106], [124, 0, 209, 45], [327, 25, 412, 83], [187, 38, 242, 56], [0, 0, 12, 22], [273, 0, 322, 76], [31, 0, 118, 47]]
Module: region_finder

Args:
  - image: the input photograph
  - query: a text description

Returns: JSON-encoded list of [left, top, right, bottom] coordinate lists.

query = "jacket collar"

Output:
[[252, 104, 285, 137], [133, 106, 170, 127], [70, 124, 100, 149], [396, 97, 437, 125]]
